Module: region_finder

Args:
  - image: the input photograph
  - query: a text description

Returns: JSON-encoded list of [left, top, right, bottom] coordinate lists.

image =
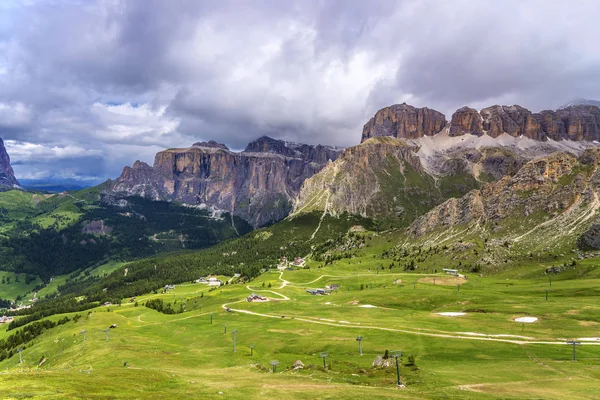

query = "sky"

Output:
[[1, 0, 599, 183]]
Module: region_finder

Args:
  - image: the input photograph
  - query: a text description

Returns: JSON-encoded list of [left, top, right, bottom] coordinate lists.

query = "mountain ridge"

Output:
[[104, 102, 600, 228], [362, 103, 600, 142], [105, 136, 343, 227]]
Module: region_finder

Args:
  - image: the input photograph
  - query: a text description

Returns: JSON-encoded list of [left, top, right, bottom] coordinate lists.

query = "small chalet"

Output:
[[292, 257, 306, 267], [0, 315, 14, 324], [246, 293, 268, 302], [207, 277, 222, 287]]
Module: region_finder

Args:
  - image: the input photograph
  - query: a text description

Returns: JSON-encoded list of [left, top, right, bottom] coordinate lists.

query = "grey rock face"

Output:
[[105, 137, 342, 227], [0, 138, 19, 189]]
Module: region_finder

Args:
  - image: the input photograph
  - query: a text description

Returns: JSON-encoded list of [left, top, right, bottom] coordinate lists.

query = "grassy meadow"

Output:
[[1, 254, 599, 399]]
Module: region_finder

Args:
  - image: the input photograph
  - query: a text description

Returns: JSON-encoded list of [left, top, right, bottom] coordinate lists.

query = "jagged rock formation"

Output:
[[0, 138, 19, 190], [292, 137, 478, 226], [105, 137, 342, 227], [361, 103, 447, 141], [409, 149, 600, 241]]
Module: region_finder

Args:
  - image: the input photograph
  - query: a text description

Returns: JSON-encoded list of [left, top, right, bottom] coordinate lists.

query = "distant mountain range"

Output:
[[2, 100, 600, 231], [19, 178, 100, 193], [104, 101, 600, 228]]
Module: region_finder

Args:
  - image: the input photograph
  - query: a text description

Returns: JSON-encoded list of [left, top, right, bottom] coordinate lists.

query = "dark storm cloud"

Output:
[[0, 0, 599, 181]]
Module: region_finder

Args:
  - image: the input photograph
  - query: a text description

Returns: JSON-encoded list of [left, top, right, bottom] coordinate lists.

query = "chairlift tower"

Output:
[[232, 329, 238, 353], [390, 350, 403, 386], [80, 330, 87, 342], [270, 360, 279, 372], [250, 345, 255, 357], [17, 348, 23, 364], [356, 336, 363, 356], [223, 324, 228, 335], [319, 352, 329, 369], [102, 328, 109, 341], [567, 340, 581, 361]]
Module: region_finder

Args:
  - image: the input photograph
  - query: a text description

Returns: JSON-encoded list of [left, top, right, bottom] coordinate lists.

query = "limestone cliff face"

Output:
[[449, 107, 483, 137], [535, 105, 600, 141], [479, 105, 545, 140], [409, 149, 600, 236], [106, 137, 342, 227], [293, 137, 479, 226], [368, 102, 600, 142], [0, 138, 19, 189], [361, 103, 447, 142]]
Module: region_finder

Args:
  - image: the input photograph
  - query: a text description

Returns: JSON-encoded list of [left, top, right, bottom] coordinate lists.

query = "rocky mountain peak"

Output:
[[244, 136, 296, 157], [192, 141, 230, 151], [361, 103, 447, 142], [535, 105, 600, 141], [0, 138, 19, 189], [480, 105, 545, 140], [132, 160, 152, 169], [449, 106, 483, 137]]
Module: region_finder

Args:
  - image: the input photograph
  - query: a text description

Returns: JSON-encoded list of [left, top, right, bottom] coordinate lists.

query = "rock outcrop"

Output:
[[0, 138, 19, 189], [480, 105, 545, 140], [535, 105, 600, 141], [105, 137, 342, 227], [361, 103, 447, 142], [449, 107, 483, 137]]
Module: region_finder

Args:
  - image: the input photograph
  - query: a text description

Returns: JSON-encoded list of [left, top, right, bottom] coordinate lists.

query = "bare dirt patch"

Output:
[[419, 276, 467, 286]]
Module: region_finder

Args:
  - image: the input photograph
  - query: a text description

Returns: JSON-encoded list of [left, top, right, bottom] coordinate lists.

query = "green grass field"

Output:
[[1, 253, 599, 399], [0, 272, 42, 301]]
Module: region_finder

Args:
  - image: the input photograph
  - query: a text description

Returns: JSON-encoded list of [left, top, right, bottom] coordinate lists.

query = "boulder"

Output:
[[292, 360, 304, 370]]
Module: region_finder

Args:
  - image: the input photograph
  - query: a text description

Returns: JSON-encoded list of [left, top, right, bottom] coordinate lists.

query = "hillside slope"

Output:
[[409, 148, 600, 254], [293, 137, 478, 227]]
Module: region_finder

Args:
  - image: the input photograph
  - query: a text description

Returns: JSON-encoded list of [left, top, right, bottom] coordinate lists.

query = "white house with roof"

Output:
[[208, 277, 223, 287]]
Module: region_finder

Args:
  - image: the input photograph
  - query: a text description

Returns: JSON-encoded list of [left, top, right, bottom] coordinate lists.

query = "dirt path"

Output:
[[244, 285, 290, 300], [221, 303, 600, 346]]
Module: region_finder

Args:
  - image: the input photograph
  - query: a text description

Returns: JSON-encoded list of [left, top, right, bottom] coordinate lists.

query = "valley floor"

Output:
[[1, 262, 600, 399]]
